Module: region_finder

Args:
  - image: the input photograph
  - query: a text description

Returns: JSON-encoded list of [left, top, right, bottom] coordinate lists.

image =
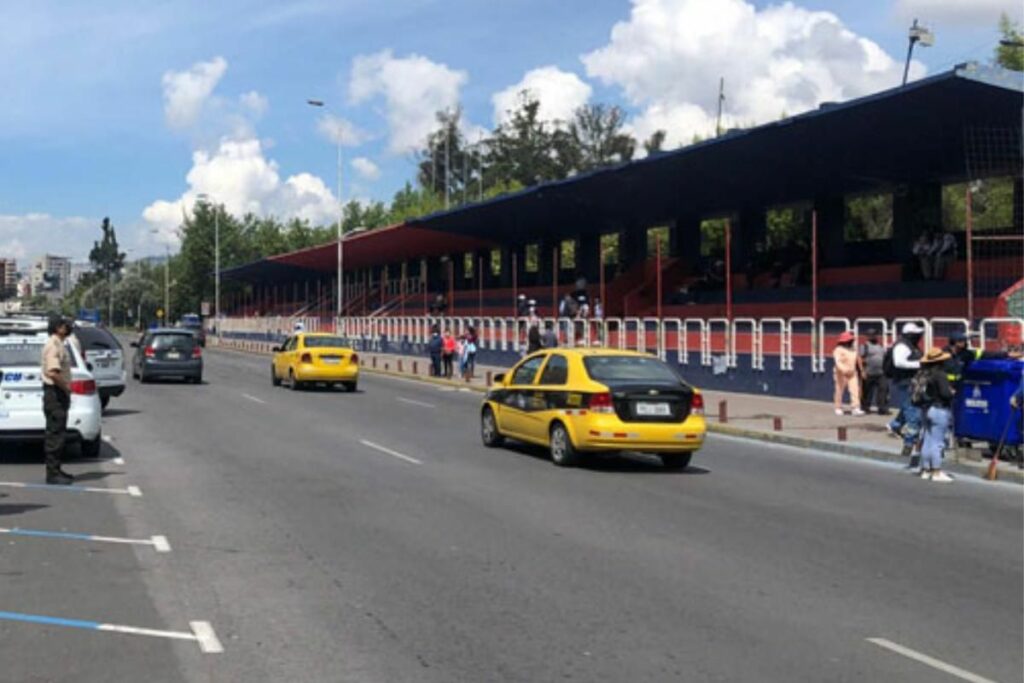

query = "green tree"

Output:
[[417, 108, 475, 204], [644, 130, 667, 155], [85, 217, 126, 288], [487, 93, 566, 187], [996, 14, 1024, 71], [561, 104, 636, 172]]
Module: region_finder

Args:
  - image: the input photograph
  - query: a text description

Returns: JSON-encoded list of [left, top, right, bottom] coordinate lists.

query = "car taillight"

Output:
[[350, 353, 359, 364], [588, 392, 615, 414], [70, 379, 96, 395], [192, 346, 202, 359], [143, 346, 156, 358], [300, 353, 313, 364], [690, 393, 704, 416]]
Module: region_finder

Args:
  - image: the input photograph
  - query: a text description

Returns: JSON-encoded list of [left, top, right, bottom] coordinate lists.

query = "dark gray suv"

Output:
[[131, 329, 203, 384]]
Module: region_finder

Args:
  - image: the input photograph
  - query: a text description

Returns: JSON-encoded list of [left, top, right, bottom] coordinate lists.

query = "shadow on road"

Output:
[[70, 470, 121, 483], [497, 442, 712, 475], [0, 503, 49, 516], [103, 408, 141, 418]]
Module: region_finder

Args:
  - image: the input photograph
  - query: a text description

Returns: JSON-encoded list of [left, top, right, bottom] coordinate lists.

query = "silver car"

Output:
[[73, 323, 126, 410]]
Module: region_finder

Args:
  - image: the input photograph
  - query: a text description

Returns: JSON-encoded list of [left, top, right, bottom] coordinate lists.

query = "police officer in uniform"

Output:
[[42, 316, 75, 485]]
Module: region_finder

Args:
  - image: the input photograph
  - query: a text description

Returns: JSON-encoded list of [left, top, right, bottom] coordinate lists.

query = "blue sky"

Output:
[[0, 0, 1020, 265]]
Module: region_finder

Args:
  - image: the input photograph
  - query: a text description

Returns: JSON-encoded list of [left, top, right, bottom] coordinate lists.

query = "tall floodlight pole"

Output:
[[902, 19, 934, 86], [444, 110, 451, 210], [308, 99, 344, 318], [715, 77, 725, 137]]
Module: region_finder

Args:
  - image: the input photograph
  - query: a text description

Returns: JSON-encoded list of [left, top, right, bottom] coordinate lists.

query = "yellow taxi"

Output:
[[481, 349, 706, 468], [271, 332, 359, 391]]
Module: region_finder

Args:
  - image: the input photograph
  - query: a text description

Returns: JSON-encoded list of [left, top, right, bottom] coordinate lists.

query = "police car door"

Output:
[[0, 339, 46, 429]]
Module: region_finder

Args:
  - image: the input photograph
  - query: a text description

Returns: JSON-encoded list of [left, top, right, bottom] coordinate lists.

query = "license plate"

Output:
[[96, 360, 111, 368], [166, 352, 182, 360], [322, 358, 340, 365], [635, 401, 671, 417]]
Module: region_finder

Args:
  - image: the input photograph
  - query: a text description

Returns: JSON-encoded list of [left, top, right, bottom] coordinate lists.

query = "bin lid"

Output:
[[963, 358, 1024, 378]]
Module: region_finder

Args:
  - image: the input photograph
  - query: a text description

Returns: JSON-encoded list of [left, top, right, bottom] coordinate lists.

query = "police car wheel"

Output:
[[481, 407, 504, 447], [659, 453, 692, 470], [550, 422, 581, 467]]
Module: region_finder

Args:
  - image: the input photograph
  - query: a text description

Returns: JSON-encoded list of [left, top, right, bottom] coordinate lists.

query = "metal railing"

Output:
[[216, 314, 1024, 373]]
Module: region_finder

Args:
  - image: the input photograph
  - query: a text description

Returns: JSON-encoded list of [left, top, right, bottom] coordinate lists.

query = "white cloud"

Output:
[[239, 90, 269, 118], [162, 57, 228, 129], [351, 157, 381, 181], [349, 50, 468, 154], [492, 66, 593, 127], [0, 214, 96, 262], [316, 114, 369, 146], [583, 0, 923, 148], [894, 0, 1022, 26], [142, 138, 340, 246]]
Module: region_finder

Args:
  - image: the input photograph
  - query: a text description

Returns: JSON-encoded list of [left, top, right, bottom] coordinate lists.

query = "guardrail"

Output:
[[215, 314, 1024, 374]]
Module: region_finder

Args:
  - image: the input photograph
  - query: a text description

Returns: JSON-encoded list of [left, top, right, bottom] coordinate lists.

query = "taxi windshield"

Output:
[[583, 356, 683, 384]]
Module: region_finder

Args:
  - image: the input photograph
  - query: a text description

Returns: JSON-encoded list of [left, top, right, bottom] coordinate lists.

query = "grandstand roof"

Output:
[[224, 63, 1022, 282]]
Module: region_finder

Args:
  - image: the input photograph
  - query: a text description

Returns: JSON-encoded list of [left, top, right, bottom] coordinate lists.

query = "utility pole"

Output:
[[444, 110, 451, 210], [715, 77, 725, 137]]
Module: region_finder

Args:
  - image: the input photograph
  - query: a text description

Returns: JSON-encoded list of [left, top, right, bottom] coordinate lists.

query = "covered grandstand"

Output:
[[221, 63, 1023, 324]]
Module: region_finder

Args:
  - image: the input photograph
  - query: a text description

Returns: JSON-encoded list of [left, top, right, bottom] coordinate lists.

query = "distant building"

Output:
[[30, 254, 72, 301], [69, 262, 92, 289], [0, 258, 17, 299]]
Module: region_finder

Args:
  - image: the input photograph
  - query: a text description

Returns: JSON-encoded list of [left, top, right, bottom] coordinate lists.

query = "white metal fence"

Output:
[[215, 315, 1023, 374]]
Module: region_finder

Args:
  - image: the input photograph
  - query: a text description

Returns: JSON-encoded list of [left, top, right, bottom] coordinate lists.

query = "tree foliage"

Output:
[[996, 14, 1024, 71]]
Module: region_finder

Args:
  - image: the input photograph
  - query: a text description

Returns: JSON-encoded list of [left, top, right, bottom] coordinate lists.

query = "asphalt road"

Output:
[[1, 344, 1021, 682]]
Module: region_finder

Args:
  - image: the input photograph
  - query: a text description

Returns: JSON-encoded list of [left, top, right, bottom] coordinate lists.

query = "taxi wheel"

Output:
[[480, 407, 504, 447], [271, 366, 281, 387], [288, 369, 302, 391], [549, 422, 581, 467], [659, 453, 693, 471], [343, 381, 357, 392]]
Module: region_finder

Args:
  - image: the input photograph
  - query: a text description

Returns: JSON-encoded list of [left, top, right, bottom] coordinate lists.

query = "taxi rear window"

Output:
[[303, 336, 348, 348], [583, 356, 682, 383]]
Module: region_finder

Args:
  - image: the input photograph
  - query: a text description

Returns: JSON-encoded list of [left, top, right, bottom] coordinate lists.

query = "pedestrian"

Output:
[[427, 325, 442, 377], [915, 348, 955, 482], [912, 231, 933, 280], [526, 323, 542, 354], [541, 320, 558, 349], [932, 231, 957, 280], [516, 294, 529, 317], [462, 330, 478, 380], [859, 329, 889, 414], [887, 322, 925, 464], [833, 331, 864, 416], [41, 316, 75, 485], [441, 328, 456, 378]]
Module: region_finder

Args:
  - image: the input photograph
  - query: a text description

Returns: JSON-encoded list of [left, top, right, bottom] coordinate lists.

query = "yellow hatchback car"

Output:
[[271, 333, 359, 391], [481, 349, 706, 469]]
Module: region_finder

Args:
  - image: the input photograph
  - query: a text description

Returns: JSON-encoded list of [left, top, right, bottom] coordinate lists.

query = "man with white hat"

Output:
[[888, 322, 925, 462]]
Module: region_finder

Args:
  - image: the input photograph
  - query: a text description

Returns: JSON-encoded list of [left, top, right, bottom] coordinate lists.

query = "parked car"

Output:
[[481, 349, 706, 469], [179, 314, 207, 347], [132, 328, 204, 383], [0, 317, 103, 457], [73, 323, 126, 409]]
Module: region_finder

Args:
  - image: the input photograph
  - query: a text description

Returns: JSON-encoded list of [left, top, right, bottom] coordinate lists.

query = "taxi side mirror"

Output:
[[493, 373, 505, 384], [272, 346, 283, 353]]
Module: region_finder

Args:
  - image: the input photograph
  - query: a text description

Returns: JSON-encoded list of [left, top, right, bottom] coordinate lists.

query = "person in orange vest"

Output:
[[441, 329, 456, 379]]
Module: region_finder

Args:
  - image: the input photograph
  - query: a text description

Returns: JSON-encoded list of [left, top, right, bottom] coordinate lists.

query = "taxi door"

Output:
[[528, 353, 570, 442], [497, 354, 546, 441], [274, 337, 295, 378]]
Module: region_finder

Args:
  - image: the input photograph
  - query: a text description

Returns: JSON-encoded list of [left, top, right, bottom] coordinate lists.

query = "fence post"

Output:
[[718, 400, 728, 424]]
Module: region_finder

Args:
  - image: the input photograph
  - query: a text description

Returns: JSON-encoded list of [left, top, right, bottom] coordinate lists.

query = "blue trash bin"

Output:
[[954, 359, 1024, 445]]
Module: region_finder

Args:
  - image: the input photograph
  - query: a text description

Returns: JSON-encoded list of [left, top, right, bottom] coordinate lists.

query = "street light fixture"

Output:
[[307, 99, 344, 319], [195, 193, 220, 332], [902, 19, 934, 86]]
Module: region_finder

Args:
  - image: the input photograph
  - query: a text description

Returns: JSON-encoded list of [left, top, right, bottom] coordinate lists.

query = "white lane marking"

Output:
[[396, 397, 436, 408], [0, 527, 169, 552], [359, 439, 423, 465], [189, 621, 225, 654], [866, 638, 998, 683], [241, 393, 267, 405], [112, 457, 125, 466], [0, 481, 140, 496]]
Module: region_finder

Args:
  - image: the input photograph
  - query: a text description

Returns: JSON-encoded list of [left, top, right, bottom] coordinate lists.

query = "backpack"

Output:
[[910, 370, 931, 407], [882, 344, 897, 379]]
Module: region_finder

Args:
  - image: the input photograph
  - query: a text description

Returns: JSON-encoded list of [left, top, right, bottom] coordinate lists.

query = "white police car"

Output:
[[0, 316, 103, 457]]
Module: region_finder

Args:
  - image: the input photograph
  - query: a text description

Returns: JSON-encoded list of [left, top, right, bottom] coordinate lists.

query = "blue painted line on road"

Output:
[[3, 528, 95, 541], [0, 610, 101, 630]]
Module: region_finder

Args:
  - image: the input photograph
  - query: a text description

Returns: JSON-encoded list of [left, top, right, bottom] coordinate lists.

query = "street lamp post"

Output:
[[307, 99, 344, 319], [902, 19, 934, 86]]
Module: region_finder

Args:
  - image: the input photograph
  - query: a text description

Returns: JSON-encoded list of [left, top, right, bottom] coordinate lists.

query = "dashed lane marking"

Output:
[[241, 393, 267, 404], [0, 482, 142, 497], [0, 611, 222, 654], [396, 397, 436, 408], [0, 527, 171, 552], [866, 638, 998, 683], [358, 439, 423, 465]]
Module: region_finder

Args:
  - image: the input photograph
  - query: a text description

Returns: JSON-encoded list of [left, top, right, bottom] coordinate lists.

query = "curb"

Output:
[[211, 342, 1023, 485]]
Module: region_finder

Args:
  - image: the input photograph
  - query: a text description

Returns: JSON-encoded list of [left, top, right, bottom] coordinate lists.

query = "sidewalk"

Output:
[[212, 337, 1023, 484]]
